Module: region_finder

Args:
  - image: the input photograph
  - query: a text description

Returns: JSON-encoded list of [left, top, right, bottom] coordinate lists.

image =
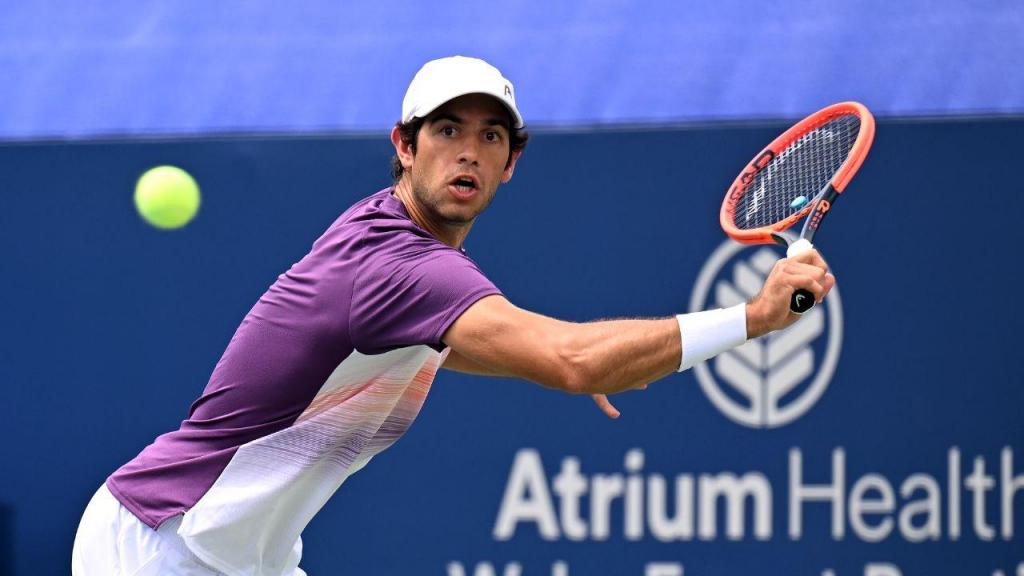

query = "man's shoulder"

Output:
[[334, 188, 399, 227], [314, 188, 453, 260], [315, 188, 412, 244]]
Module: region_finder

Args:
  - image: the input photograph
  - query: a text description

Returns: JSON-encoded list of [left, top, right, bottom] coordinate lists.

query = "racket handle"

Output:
[[790, 289, 815, 314], [786, 239, 816, 315]]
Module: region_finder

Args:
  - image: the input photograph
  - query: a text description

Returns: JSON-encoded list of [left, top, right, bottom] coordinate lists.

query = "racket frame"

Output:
[[720, 101, 875, 246]]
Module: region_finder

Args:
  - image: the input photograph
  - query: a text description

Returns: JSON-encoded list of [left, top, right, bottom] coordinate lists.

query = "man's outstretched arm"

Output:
[[441, 248, 835, 414], [442, 329, 651, 419], [443, 297, 680, 395]]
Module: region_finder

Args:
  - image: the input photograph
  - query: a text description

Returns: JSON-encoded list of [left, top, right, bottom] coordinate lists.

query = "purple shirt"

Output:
[[106, 188, 500, 573]]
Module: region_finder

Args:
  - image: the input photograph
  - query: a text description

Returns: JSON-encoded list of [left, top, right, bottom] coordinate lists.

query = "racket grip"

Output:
[[790, 289, 815, 314], [786, 239, 816, 315]]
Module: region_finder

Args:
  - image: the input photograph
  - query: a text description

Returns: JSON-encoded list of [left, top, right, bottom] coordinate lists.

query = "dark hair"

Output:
[[390, 114, 530, 184]]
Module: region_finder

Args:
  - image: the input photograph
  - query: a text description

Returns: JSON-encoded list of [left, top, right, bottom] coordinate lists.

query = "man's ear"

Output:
[[501, 150, 522, 183], [391, 126, 414, 171]]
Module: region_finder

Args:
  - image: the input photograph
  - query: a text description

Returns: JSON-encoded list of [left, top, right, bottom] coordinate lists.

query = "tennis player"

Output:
[[72, 56, 834, 575]]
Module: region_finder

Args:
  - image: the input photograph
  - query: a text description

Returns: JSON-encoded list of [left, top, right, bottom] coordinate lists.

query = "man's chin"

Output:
[[438, 209, 478, 226]]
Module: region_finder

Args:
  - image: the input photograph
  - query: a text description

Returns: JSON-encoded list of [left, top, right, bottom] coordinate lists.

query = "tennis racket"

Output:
[[720, 101, 875, 314]]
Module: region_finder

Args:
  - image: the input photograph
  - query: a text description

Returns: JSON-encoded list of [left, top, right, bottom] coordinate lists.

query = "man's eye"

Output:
[[442, 126, 456, 136], [486, 131, 499, 141]]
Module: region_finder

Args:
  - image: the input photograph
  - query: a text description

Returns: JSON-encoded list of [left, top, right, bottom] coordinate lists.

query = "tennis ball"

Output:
[[134, 165, 201, 229]]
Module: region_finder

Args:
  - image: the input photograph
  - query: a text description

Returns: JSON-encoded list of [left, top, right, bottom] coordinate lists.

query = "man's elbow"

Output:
[[559, 372, 595, 395], [538, 369, 590, 395], [548, 334, 599, 394]]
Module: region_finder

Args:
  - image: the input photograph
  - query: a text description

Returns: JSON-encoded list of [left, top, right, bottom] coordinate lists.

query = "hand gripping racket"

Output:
[[720, 101, 875, 314]]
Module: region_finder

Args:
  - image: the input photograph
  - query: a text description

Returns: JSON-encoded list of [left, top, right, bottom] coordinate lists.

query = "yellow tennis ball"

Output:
[[134, 165, 201, 229]]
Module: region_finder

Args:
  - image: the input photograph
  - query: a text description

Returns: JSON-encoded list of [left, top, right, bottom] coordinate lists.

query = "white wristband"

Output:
[[675, 303, 748, 372]]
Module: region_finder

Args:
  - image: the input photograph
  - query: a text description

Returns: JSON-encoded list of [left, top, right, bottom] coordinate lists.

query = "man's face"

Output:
[[398, 94, 519, 226]]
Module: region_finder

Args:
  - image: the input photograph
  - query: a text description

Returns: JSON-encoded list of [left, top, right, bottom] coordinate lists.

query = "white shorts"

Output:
[[71, 484, 307, 576]]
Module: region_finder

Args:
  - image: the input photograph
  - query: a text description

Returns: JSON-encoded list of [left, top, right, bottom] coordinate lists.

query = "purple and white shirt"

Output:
[[107, 188, 501, 575]]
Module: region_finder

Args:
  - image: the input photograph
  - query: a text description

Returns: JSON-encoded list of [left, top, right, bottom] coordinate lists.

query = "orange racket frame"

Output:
[[720, 101, 875, 245]]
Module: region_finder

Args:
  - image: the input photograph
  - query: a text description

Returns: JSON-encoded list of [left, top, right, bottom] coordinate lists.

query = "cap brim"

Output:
[[409, 89, 524, 129]]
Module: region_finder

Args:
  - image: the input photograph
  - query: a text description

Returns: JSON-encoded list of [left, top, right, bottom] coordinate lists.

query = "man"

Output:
[[72, 56, 834, 575]]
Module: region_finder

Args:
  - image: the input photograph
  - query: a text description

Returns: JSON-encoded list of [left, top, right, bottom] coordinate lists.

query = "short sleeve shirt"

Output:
[[106, 188, 501, 575]]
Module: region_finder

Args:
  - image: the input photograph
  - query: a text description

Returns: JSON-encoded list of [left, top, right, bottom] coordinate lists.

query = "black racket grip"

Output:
[[790, 289, 815, 314]]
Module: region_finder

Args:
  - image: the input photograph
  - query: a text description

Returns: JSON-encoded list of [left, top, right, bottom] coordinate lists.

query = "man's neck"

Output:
[[393, 179, 471, 249]]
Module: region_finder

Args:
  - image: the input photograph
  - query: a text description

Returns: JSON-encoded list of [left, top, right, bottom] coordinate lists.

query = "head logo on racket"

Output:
[[690, 237, 843, 428]]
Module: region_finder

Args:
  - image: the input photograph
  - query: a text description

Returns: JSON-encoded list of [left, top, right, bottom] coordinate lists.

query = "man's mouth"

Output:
[[448, 175, 479, 199]]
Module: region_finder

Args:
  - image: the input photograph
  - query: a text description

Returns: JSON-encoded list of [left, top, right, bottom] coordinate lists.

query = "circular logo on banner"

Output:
[[690, 238, 843, 428]]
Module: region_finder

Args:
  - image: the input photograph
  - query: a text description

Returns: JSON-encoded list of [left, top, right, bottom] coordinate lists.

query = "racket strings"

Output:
[[733, 114, 860, 230]]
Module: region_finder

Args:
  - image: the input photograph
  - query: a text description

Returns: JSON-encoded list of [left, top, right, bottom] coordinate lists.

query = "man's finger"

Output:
[[785, 261, 829, 283], [789, 248, 829, 270], [591, 394, 620, 419], [820, 273, 836, 301], [784, 274, 826, 300]]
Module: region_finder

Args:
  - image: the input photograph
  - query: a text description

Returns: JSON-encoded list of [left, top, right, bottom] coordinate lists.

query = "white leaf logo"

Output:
[[691, 241, 843, 428], [712, 247, 824, 422]]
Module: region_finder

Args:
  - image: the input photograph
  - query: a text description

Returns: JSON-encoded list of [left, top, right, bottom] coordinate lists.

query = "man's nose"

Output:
[[457, 140, 480, 165]]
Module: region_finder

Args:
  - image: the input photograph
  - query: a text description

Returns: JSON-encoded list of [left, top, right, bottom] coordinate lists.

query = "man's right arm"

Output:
[[443, 296, 681, 395], [441, 248, 835, 397]]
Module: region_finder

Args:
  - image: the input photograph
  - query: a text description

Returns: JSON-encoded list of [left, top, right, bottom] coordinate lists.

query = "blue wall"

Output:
[[2, 0, 1022, 139], [2, 117, 1023, 574]]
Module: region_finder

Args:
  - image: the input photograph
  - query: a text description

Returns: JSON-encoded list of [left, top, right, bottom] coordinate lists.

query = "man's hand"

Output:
[[746, 248, 835, 339]]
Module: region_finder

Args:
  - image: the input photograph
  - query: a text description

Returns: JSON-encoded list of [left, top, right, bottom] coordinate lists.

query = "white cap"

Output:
[[402, 56, 524, 129]]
